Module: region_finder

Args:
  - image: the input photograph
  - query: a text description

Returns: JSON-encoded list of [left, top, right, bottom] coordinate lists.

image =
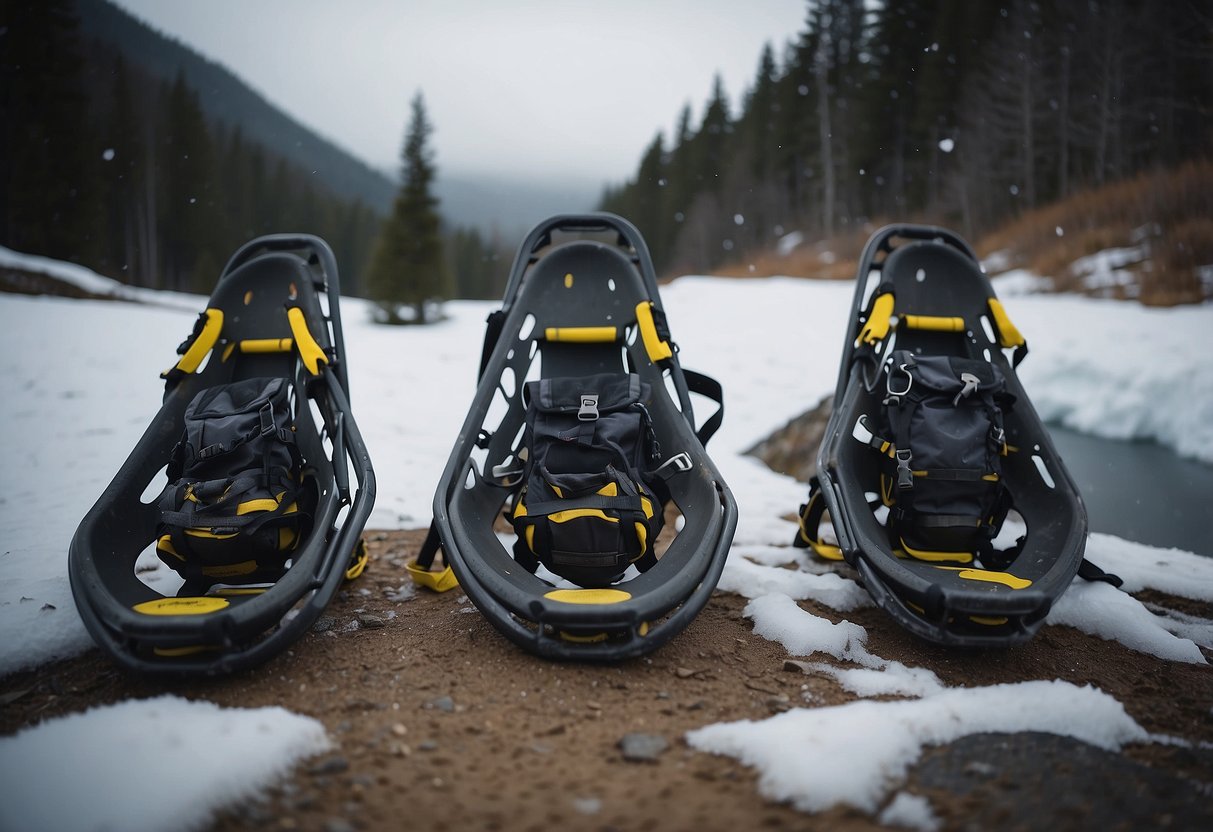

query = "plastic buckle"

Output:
[[258, 402, 276, 436], [655, 451, 693, 480], [895, 448, 914, 490], [578, 393, 599, 421]]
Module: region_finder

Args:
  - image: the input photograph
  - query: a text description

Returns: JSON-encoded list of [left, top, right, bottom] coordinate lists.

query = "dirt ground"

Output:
[[2, 528, 1212, 832]]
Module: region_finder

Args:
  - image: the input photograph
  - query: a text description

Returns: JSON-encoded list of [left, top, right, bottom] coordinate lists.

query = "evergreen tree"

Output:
[[160, 71, 220, 291], [0, 0, 100, 264], [366, 93, 447, 324]]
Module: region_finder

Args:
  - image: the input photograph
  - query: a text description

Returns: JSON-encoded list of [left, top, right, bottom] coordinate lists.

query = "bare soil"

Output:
[[2, 528, 1211, 832]]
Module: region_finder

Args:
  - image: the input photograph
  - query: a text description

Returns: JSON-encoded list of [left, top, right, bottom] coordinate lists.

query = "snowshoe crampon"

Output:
[[418, 213, 737, 660], [810, 224, 1087, 646], [69, 235, 375, 674]]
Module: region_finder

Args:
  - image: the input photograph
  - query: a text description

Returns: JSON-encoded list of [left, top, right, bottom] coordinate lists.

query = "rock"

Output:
[[312, 617, 337, 633], [324, 819, 356, 832], [429, 695, 455, 712], [674, 667, 696, 679], [619, 733, 669, 763], [308, 756, 349, 776], [572, 797, 602, 815], [418, 740, 438, 752], [357, 614, 386, 629]]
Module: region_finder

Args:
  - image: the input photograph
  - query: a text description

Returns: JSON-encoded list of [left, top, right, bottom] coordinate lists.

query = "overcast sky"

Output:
[[109, 0, 808, 190]]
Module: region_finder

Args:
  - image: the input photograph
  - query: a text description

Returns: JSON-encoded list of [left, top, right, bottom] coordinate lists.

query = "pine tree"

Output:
[[366, 93, 447, 324]]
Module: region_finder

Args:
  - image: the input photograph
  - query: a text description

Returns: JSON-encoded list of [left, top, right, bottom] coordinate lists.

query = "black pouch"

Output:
[[881, 350, 1010, 555], [510, 373, 663, 587], [156, 377, 309, 584]]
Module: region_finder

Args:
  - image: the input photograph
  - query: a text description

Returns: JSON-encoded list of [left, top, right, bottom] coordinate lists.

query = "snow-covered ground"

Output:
[[1, 247, 1212, 830]]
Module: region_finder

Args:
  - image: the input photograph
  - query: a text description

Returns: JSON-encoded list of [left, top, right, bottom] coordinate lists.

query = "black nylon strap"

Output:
[[478, 310, 507, 380], [916, 468, 989, 482], [414, 521, 444, 571], [683, 369, 724, 447], [913, 513, 983, 528], [1078, 557, 1124, 587]]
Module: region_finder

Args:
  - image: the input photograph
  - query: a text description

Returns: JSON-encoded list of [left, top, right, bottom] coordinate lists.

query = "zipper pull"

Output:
[[953, 372, 979, 406]]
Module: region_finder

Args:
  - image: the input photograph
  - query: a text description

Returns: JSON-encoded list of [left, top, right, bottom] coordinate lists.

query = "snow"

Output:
[[686, 680, 1152, 814], [2, 248, 1212, 827], [879, 792, 940, 832], [0, 696, 330, 832]]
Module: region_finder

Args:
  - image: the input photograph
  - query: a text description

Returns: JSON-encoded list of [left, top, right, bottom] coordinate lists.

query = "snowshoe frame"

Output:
[[69, 234, 375, 675], [427, 213, 738, 660], [814, 224, 1087, 646]]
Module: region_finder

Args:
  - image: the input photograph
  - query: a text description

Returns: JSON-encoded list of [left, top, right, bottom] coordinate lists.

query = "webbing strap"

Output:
[[684, 369, 724, 447], [1078, 557, 1124, 587], [408, 521, 459, 592], [162, 309, 224, 387], [792, 477, 844, 561]]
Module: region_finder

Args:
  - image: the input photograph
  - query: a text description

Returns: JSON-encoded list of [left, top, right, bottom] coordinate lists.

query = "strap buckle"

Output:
[[655, 451, 693, 480], [895, 448, 914, 490], [258, 402, 276, 436], [578, 393, 599, 421]]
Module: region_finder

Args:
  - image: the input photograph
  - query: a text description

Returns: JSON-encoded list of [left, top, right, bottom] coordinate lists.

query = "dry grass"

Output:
[[702, 161, 1212, 306], [975, 159, 1213, 306], [711, 223, 877, 280]]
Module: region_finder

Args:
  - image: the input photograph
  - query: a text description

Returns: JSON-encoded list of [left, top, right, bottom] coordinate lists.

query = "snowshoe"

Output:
[[413, 213, 738, 660], [803, 224, 1113, 646], [69, 234, 375, 674]]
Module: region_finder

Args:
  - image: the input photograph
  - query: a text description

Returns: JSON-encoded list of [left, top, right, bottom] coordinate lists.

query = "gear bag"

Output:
[[156, 376, 308, 584], [510, 373, 663, 587], [873, 350, 1011, 558]]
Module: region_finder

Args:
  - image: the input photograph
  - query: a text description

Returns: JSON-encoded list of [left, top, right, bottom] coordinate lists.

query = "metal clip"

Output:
[[953, 372, 980, 406], [577, 393, 599, 421]]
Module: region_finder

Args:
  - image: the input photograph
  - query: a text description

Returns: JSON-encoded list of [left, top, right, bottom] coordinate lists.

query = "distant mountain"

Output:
[[76, 0, 395, 213], [433, 172, 598, 239]]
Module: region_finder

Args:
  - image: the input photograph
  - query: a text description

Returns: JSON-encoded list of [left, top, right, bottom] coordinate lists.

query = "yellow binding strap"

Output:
[[345, 540, 370, 580], [901, 315, 965, 332], [406, 561, 459, 592], [796, 491, 844, 561], [987, 298, 1026, 348], [900, 537, 974, 564], [287, 307, 328, 375], [635, 301, 673, 362], [856, 292, 894, 346], [240, 337, 294, 354], [164, 308, 223, 377], [543, 326, 618, 343]]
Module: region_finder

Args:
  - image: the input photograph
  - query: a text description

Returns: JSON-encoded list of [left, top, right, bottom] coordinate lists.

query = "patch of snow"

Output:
[[744, 594, 943, 697], [1048, 580, 1206, 664], [776, 231, 804, 256], [686, 680, 1151, 814], [879, 792, 940, 832], [0, 696, 330, 832]]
